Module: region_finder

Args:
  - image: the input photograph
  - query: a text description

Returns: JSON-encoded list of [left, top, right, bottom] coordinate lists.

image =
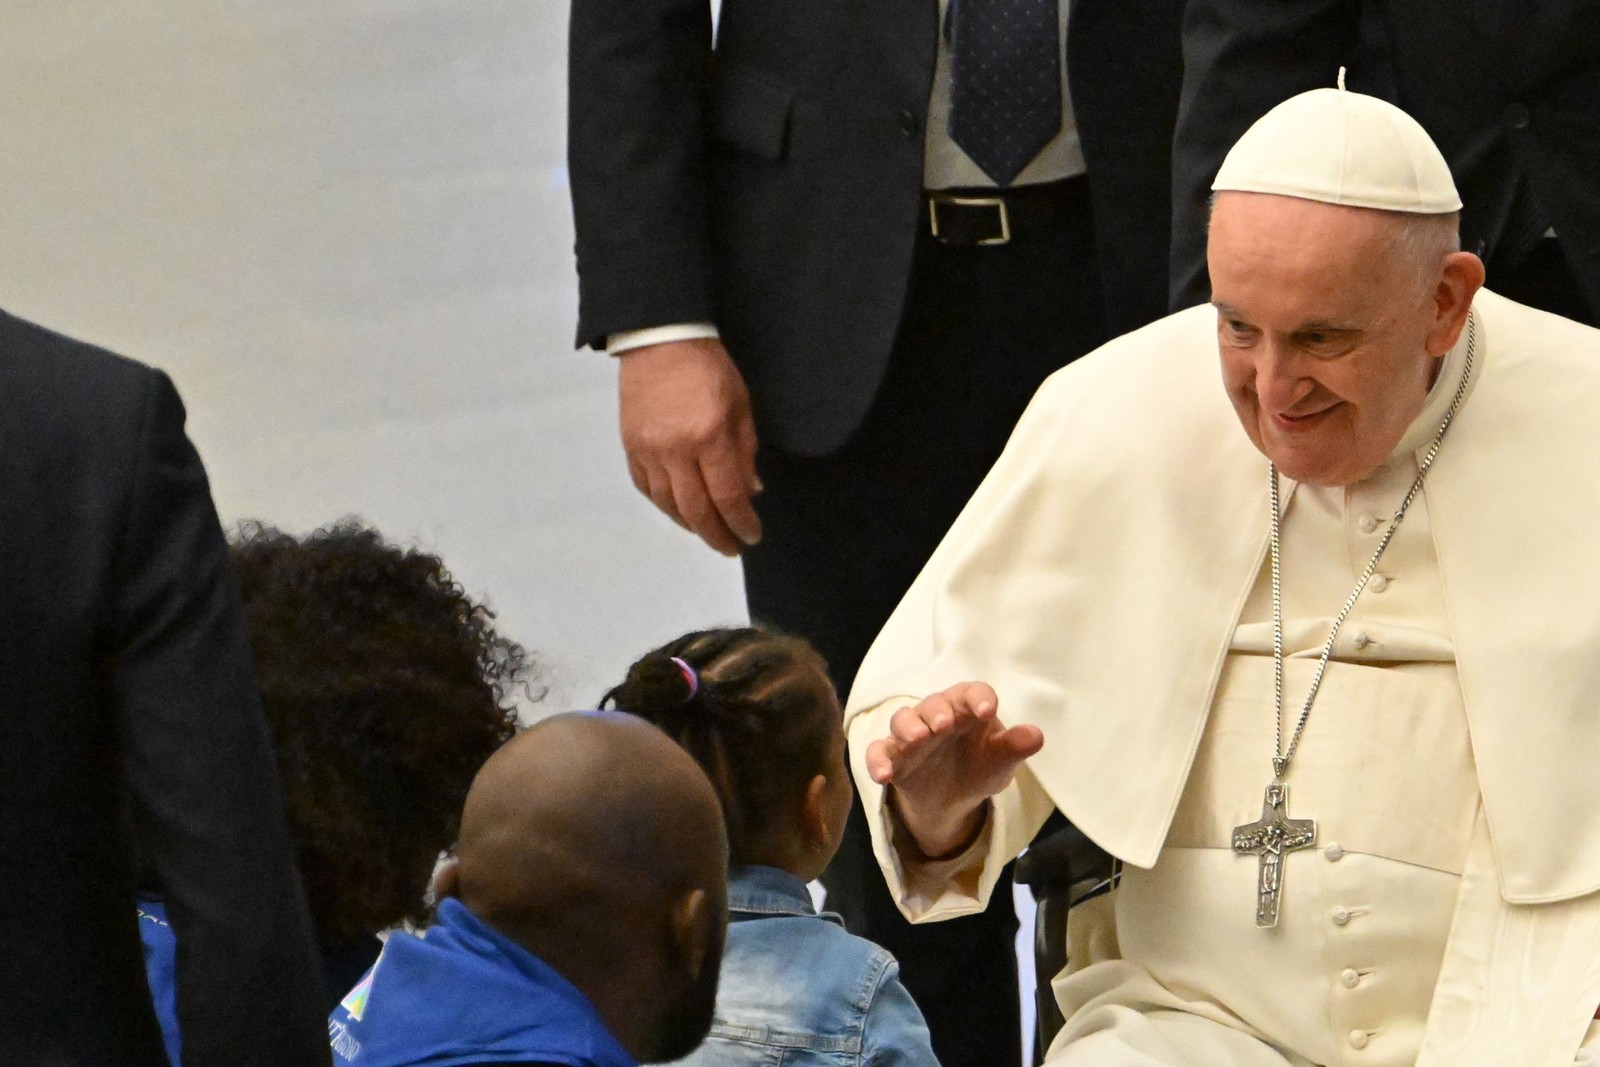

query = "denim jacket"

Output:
[[673, 865, 939, 1066]]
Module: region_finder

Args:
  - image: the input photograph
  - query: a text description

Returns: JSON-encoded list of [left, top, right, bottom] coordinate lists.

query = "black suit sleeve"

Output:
[[567, 0, 716, 348], [108, 369, 330, 1066], [1169, 0, 1362, 309]]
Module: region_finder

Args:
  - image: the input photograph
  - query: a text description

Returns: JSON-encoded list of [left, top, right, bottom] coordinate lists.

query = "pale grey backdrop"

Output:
[[0, 0, 748, 712]]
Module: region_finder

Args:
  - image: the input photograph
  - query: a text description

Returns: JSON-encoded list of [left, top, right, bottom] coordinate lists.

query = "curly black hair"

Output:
[[230, 520, 531, 942], [601, 627, 835, 865]]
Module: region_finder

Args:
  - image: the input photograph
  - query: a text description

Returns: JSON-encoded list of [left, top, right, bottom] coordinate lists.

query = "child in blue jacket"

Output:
[[605, 627, 939, 1067]]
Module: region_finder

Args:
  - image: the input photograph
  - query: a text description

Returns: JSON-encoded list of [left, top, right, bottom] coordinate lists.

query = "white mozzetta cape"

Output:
[[846, 289, 1600, 905]]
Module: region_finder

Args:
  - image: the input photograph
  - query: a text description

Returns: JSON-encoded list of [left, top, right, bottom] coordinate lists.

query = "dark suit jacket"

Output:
[[0, 311, 330, 1066], [569, 0, 1184, 456], [1171, 0, 1600, 315]]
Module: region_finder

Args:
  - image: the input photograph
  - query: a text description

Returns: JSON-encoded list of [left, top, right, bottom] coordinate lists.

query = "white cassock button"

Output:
[[1331, 906, 1352, 926], [1358, 514, 1379, 533], [1325, 843, 1345, 861], [1369, 574, 1389, 592], [1352, 631, 1372, 649], [1341, 968, 1361, 988], [1349, 1030, 1370, 1050]]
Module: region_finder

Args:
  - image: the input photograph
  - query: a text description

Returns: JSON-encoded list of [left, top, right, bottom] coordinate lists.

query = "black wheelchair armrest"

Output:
[[1015, 822, 1114, 894], [1016, 819, 1120, 1060]]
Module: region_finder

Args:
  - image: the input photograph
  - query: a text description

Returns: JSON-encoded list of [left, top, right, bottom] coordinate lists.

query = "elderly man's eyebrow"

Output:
[[1294, 319, 1362, 334], [1209, 303, 1362, 333]]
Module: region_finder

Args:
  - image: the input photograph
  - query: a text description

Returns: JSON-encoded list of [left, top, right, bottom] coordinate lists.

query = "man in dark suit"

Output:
[[567, 2, 1183, 1062], [0, 309, 330, 1065], [1171, 0, 1600, 326]]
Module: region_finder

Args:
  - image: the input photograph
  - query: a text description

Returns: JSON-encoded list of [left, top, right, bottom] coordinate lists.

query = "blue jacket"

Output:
[[328, 898, 636, 1067], [137, 898, 184, 1067], [137, 895, 385, 1065], [676, 866, 939, 1066]]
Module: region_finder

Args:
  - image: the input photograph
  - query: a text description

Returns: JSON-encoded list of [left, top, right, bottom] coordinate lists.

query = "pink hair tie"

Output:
[[669, 656, 701, 701]]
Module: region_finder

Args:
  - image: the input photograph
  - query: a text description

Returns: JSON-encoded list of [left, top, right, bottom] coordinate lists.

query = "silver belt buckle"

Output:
[[928, 193, 1011, 246]]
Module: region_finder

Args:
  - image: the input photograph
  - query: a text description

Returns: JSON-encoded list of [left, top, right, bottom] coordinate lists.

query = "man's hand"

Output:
[[618, 338, 762, 557], [865, 682, 1044, 858]]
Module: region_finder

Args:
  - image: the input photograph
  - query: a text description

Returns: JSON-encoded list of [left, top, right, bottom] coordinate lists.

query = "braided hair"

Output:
[[602, 627, 837, 865]]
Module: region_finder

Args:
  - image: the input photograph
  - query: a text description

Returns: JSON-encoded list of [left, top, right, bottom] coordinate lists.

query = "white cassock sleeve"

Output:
[[836, 306, 1268, 888]]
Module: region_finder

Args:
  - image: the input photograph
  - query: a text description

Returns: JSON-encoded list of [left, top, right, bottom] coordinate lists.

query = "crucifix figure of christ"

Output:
[[1231, 782, 1317, 928]]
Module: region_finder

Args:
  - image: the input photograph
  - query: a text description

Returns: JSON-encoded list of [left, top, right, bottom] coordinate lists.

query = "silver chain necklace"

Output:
[[1231, 312, 1477, 928]]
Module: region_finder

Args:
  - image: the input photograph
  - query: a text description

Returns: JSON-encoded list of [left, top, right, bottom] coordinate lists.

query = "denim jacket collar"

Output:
[[728, 865, 843, 927]]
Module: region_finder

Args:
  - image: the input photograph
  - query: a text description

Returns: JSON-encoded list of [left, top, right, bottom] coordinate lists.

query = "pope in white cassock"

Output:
[[844, 84, 1600, 1067]]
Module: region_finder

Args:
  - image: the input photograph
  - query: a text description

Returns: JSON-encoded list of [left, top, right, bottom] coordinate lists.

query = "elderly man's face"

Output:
[[1208, 192, 1446, 487]]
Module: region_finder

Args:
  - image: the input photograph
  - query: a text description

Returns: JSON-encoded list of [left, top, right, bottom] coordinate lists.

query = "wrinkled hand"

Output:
[[865, 682, 1044, 858], [618, 338, 762, 556]]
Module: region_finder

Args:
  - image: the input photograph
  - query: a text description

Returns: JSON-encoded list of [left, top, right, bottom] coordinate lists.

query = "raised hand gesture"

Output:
[[865, 682, 1043, 858]]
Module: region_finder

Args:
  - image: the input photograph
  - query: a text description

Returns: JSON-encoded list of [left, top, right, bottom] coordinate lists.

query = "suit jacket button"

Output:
[[899, 109, 920, 138], [1504, 102, 1531, 130]]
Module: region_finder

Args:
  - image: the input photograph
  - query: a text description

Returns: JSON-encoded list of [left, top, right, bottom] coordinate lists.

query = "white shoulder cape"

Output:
[[845, 289, 1600, 904]]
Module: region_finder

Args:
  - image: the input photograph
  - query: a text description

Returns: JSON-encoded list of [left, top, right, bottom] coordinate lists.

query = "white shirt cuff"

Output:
[[606, 323, 720, 356]]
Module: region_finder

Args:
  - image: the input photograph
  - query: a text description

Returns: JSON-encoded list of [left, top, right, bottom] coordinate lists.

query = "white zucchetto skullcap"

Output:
[[1213, 78, 1463, 214]]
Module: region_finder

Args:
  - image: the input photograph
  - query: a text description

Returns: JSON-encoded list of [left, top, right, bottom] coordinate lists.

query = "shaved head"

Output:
[[442, 712, 728, 1062]]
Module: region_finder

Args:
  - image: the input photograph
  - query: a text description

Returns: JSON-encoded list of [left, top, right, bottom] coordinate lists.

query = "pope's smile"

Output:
[[1271, 403, 1339, 433]]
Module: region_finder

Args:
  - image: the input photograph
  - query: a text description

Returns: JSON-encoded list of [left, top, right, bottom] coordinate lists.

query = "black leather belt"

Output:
[[925, 177, 1086, 247]]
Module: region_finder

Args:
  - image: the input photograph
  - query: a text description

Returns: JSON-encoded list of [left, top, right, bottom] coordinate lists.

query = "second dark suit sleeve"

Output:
[[107, 369, 330, 1066], [1169, 0, 1362, 309], [568, 0, 716, 348]]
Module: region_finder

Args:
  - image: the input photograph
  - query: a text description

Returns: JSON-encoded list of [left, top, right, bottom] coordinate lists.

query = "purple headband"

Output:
[[669, 656, 701, 701]]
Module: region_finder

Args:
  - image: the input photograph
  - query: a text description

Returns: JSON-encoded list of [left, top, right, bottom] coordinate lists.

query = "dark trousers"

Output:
[[741, 177, 1108, 1067]]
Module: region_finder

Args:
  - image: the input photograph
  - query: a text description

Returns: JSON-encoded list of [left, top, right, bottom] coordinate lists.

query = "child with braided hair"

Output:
[[604, 627, 939, 1066]]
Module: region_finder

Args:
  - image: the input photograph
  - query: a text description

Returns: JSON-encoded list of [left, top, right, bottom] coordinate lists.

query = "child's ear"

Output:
[[801, 774, 830, 852]]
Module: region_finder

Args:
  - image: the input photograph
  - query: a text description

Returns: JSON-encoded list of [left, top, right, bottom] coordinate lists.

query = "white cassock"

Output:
[[844, 291, 1600, 1066]]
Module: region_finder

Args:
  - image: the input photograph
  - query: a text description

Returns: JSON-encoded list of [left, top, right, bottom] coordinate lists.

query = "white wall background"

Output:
[[0, 0, 747, 713]]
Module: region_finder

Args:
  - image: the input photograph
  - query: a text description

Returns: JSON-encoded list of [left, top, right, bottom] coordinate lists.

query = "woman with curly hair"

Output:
[[139, 520, 532, 1039]]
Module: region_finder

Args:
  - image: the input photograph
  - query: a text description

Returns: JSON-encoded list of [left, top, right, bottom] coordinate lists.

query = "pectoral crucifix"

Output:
[[1231, 782, 1317, 929]]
